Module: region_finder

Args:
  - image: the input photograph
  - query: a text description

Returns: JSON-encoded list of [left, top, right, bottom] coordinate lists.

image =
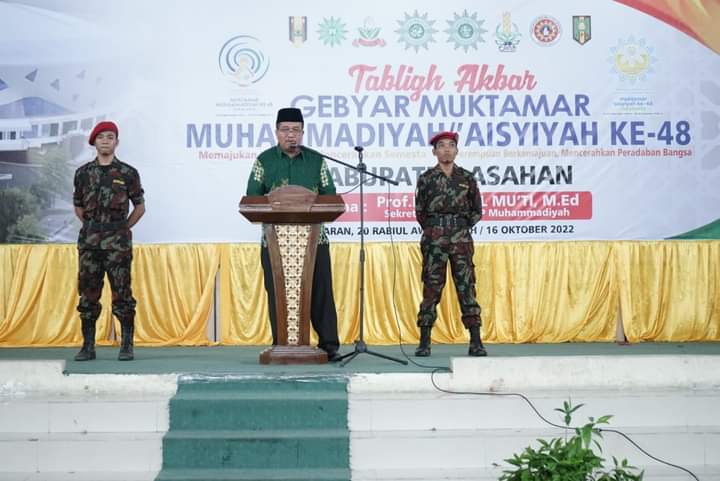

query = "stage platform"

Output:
[[2, 341, 719, 376], [2, 343, 719, 481]]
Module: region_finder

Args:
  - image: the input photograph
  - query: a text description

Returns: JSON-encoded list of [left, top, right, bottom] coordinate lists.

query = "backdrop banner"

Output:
[[1, 0, 718, 243]]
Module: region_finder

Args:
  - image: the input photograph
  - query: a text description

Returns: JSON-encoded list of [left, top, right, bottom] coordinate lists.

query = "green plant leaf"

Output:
[[496, 402, 643, 481], [597, 415, 612, 424], [581, 426, 593, 448]]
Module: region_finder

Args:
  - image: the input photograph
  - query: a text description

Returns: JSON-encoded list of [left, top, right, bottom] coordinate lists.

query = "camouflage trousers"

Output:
[[77, 248, 136, 324], [416, 237, 481, 328]]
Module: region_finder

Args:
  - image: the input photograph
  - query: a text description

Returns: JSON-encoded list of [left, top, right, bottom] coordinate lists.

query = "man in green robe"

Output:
[[246, 107, 341, 361]]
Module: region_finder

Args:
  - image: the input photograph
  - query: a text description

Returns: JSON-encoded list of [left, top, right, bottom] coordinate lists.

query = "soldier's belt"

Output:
[[426, 216, 468, 227], [84, 220, 128, 232]]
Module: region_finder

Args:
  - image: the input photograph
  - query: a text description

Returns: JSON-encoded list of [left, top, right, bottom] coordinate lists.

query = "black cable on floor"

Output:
[[382, 182, 699, 481]]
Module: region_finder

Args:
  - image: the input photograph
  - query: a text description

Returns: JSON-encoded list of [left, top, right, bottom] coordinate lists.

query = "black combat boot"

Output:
[[118, 319, 134, 361], [415, 326, 432, 357], [468, 325, 487, 357], [74, 319, 96, 361]]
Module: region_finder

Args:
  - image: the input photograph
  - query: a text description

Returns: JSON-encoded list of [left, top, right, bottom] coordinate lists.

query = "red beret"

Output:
[[88, 121, 119, 146], [429, 131, 459, 146]]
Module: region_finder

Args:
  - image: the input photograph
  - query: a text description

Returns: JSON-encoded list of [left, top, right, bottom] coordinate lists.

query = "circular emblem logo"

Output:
[[608, 37, 657, 83], [531, 16, 561, 46], [396, 10, 438, 52], [445, 10, 487, 52], [317, 17, 348, 47], [218, 35, 269, 87]]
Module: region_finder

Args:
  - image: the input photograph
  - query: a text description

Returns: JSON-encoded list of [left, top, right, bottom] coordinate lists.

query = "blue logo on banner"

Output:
[[218, 35, 270, 86]]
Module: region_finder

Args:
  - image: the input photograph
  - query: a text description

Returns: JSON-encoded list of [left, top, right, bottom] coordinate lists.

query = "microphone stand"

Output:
[[305, 145, 407, 367]]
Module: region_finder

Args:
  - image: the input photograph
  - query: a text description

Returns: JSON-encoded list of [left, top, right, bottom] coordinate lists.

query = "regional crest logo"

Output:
[[396, 10, 438, 52], [608, 37, 657, 83], [218, 35, 270, 87], [289, 16, 307, 46], [445, 9, 486, 52], [353, 17, 386, 47], [494, 12, 521, 52], [572, 16, 591, 45], [531, 16, 561, 46]]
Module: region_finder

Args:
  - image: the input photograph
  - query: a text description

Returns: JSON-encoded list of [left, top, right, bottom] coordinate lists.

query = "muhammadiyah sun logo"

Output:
[[396, 10, 438, 52], [317, 17, 348, 47], [445, 10, 486, 52]]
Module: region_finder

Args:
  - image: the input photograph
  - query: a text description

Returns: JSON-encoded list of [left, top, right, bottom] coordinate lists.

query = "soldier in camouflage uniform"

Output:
[[73, 121, 145, 361], [414, 131, 486, 357]]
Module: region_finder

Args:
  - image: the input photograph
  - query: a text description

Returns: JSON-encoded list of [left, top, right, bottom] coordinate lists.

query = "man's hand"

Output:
[[127, 203, 146, 228]]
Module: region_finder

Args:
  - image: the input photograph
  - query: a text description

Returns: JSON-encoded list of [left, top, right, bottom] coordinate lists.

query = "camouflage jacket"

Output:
[[73, 157, 144, 251], [415, 164, 482, 241]]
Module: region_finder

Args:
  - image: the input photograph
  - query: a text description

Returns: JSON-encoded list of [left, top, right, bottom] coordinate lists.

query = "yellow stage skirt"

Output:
[[1, 241, 718, 346]]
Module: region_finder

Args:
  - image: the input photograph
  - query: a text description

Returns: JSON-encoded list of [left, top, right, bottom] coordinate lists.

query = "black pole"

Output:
[[334, 146, 407, 366], [358, 146, 366, 343]]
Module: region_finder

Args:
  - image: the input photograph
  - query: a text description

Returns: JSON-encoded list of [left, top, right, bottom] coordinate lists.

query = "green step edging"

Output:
[[175, 375, 350, 392], [162, 430, 349, 469], [156, 376, 350, 480], [155, 467, 351, 481], [169, 394, 348, 430]]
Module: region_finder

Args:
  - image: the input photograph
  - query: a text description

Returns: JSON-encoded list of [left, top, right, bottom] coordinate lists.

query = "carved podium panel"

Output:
[[239, 185, 345, 364]]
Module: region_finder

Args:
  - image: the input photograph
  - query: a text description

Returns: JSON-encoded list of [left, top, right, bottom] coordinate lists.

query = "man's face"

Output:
[[94, 131, 118, 156], [432, 138, 458, 165], [276, 121, 304, 154]]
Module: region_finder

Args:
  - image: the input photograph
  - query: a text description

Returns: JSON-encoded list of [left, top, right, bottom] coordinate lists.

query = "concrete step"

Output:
[[351, 426, 720, 471], [352, 465, 720, 481], [0, 360, 174, 477], [0, 432, 164, 472], [448, 355, 720, 391], [0, 396, 169, 433], [348, 357, 720, 481], [0, 360, 177, 395], [3, 356, 718, 481], [0, 465, 714, 481], [349, 390, 720, 431], [0, 472, 158, 481]]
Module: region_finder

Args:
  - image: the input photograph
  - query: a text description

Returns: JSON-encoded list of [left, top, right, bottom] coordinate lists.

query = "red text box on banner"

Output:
[[338, 192, 592, 222], [338, 193, 414, 222], [483, 192, 593, 221]]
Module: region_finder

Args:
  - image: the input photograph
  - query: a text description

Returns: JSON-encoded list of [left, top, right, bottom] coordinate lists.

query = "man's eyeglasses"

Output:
[[278, 127, 303, 135]]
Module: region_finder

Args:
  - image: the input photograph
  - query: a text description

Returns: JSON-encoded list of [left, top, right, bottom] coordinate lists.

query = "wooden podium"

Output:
[[238, 185, 345, 364]]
